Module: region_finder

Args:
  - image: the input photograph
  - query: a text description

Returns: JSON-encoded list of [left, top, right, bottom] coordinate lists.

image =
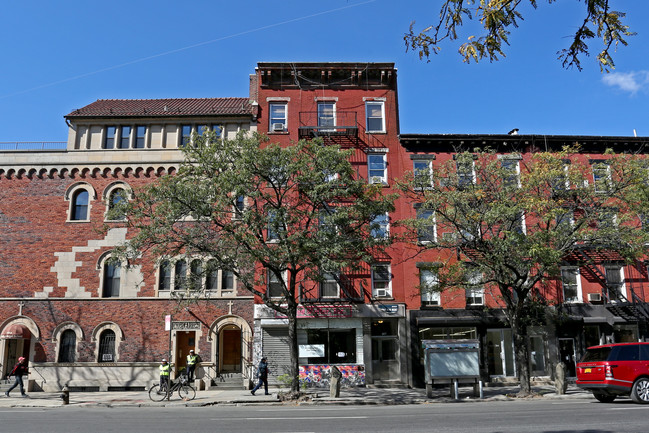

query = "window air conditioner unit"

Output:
[[588, 293, 602, 302], [375, 289, 389, 298], [272, 123, 285, 132], [370, 176, 384, 184]]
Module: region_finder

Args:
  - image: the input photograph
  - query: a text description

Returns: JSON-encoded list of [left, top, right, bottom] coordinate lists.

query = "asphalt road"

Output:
[[2, 399, 648, 433]]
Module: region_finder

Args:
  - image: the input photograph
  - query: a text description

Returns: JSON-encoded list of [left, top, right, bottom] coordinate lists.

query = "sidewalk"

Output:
[[0, 384, 592, 409]]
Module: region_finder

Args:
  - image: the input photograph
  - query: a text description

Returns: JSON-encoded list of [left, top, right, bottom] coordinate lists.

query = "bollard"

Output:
[[330, 365, 342, 398], [555, 362, 567, 395], [61, 386, 69, 405]]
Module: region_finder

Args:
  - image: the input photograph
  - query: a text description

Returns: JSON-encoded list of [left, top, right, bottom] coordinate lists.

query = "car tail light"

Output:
[[605, 365, 613, 378]]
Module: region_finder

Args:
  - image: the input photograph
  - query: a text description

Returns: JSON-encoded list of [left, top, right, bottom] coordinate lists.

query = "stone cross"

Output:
[[227, 300, 234, 315], [18, 301, 25, 315]]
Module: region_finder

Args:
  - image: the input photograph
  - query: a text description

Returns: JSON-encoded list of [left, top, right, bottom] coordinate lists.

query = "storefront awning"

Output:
[[0, 324, 31, 339]]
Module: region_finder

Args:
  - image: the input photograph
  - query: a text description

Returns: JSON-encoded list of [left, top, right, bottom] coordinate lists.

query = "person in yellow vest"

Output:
[[159, 358, 171, 391], [186, 350, 200, 382]]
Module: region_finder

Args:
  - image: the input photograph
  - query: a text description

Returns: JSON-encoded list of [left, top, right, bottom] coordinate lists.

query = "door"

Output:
[[3, 340, 18, 379], [559, 338, 577, 377], [220, 326, 242, 373], [175, 331, 195, 375], [371, 319, 399, 382], [487, 329, 516, 377]]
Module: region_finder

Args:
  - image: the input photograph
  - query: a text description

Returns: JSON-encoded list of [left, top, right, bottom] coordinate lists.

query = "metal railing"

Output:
[[0, 142, 66, 151]]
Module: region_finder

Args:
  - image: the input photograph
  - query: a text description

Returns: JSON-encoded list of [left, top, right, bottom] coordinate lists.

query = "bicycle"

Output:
[[149, 374, 196, 402]]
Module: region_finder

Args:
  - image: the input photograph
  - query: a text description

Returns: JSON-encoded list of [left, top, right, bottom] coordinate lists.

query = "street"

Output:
[[1, 399, 648, 433]]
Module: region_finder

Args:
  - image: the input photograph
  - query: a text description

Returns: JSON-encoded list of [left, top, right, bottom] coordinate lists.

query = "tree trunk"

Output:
[[511, 316, 532, 396], [286, 303, 300, 394]]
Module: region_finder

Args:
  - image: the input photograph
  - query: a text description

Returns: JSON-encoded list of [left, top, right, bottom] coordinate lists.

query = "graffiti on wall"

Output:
[[299, 364, 365, 388]]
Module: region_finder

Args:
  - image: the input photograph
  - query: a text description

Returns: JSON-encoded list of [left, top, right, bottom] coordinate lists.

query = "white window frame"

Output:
[[317, 101, 336, 132], [592, 163, 611, 193], [560, 266, 583, 303], [500, 157, 521, 188], [456, 158, 475, 187], [321, 272, 340, 298], [368, 152, 387, 184], [604, 265, 627, 302], [365, 101, 385, 133], [420, 268, 440, 306], [416, 207, 436, 244], [371, 264, 392, 298], [267, 269, 286, 298], [269, 103, 287, 132], [465, 270, 484, 306], [413, 159, 434, 189], [370, 213, 389, 239]]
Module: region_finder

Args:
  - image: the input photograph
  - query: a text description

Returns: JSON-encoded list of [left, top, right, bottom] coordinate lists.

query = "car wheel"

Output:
[[593, 392, 616, 403], [631, 378, 649, 404]]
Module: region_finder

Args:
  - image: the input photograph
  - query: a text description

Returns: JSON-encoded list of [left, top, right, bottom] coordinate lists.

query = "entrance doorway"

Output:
[[486, 329, 516, 377], [371, 320, 399, 382], [559, 338, 577, 377], [219, 325, 241, 373], [1, 328, 31, 379], [175, 331, 195, 375]]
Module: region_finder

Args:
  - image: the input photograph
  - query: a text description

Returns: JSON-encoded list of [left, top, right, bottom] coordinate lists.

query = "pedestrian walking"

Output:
[[251, 356, 270, 395], [186, 349, 200, 382], [5, 357, 28, 398], [159, 358, 171, 391]]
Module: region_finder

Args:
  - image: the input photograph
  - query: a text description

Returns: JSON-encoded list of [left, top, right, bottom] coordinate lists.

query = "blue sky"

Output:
[[1, 0, 647, 142]]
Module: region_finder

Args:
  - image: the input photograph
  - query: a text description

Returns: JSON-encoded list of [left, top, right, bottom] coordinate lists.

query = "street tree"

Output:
[[398, 147, 649, 395], [405, 0, 635, 71], [114, 131, 395, 396]]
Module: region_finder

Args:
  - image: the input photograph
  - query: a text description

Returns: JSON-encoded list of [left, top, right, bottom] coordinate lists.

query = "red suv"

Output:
[[576, 342, 649, 403]]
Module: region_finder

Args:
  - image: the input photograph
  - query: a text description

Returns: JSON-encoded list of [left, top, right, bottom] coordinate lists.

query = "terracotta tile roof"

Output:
[[66, 98, 255, 118]]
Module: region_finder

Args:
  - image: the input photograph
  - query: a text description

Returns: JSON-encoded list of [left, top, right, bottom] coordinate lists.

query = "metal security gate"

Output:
[[262, 327, 291, 384]]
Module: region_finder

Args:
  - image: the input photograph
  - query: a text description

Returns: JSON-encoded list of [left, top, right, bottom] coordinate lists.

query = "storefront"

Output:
[[254, 303, 407, 388]]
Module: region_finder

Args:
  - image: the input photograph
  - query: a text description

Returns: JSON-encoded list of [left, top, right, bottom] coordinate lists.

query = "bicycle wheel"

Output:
[[148, 384, 167, 402], [178, 384, 196, 401]]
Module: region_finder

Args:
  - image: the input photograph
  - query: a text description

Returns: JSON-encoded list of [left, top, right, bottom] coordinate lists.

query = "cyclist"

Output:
[[159, 358, 172, 391]]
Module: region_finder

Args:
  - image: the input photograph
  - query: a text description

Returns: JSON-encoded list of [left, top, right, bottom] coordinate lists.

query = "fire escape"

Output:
[[572, 248, 649, 335], [297, 111, 388, 151]]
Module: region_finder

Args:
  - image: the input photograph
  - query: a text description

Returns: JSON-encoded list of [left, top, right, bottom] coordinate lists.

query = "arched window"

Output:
[[159, 260, 171, 291], [190, 259, 203, 291], [174, 260, 187, 290], [72, 190, 89, 220], [206, 260, 218, 291], [58, 329, 77, 363], [98, 329, 116, 362], [108, 188, 126, 220], [102, 261, 121, 297]]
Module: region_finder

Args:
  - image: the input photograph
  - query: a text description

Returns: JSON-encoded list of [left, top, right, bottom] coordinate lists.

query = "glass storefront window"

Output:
[[304, 329, 356, 364]]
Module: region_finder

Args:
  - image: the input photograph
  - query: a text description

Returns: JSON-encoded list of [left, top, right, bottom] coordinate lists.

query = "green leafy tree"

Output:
[[405, 0, 635, 71], [399, 147, 649, 395], [114, 131, 395, 396]]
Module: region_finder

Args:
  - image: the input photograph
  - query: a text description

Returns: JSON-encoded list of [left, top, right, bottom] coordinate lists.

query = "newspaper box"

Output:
[[422, 339, 483, 399]]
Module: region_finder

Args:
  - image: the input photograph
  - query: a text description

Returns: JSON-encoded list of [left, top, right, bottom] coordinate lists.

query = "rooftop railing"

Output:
[[0, 142, 66, 151]]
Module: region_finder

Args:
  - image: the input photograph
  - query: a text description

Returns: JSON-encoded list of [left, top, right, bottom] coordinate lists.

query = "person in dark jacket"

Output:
[[5, 357, 28, 398], [250, 357, 270, 395]]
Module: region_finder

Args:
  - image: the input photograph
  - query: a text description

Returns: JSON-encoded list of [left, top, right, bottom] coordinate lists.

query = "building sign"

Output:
[[165, 315, 171, 331], [299, 344, 325, 358], [275, 304, 353, 319], [171, 321, 201, 331], [378, 304, 399, 314]]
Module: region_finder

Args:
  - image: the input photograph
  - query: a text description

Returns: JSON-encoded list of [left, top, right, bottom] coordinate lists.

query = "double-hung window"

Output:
[[317, 102, 335, 131], [500, 158, 520, 188], [267, 269, 284, 298], [370, 213, 389, 239], [135, 126, 146, 148], [321, 272, 340, 298], [560, 267, 581, 303], [102, 261, 121, 298], [371, 264, 391, 298], [104, 126, 116, 149], [416, 207, 436, 243], [181, 125, 192, 147], [420, 268, 440, 306], [592, 162, 611, 193], [456, 157, 475, 187], [413, 159, 433, 189], [269, 103, 287, 132], [365, 101, 385, 133], [119, 126, 131, 149], [465, 269, 484, 306], [368, 153, 387, 184], [71, 190, 89, 221]]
